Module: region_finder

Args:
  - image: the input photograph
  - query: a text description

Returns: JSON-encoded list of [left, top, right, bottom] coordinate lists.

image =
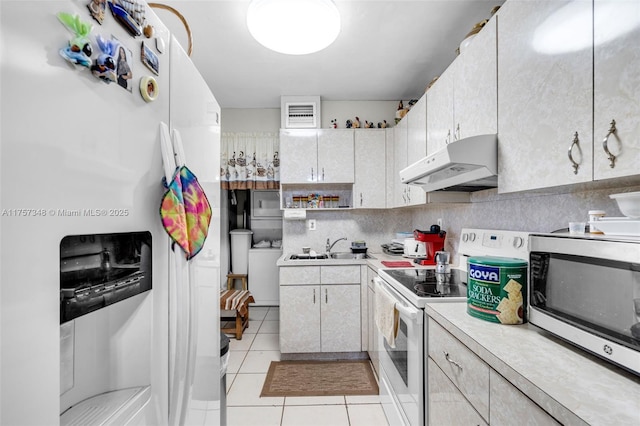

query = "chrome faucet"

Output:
[[326, 237, 347, 253]]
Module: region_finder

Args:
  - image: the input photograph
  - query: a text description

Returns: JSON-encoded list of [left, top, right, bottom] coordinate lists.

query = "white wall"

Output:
[[221, 100, 401, 133]]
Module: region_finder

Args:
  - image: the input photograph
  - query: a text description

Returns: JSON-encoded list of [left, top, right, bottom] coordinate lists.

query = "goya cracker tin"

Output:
[[467, 256, 527, 324]]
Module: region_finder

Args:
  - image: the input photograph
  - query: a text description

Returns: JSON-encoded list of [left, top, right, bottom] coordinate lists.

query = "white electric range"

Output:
[[375, 228, 531, 426]]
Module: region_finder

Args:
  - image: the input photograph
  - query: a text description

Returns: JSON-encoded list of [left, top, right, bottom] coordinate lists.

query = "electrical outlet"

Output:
[[307, 219, 316, 231], [437, 218, 443, 228]]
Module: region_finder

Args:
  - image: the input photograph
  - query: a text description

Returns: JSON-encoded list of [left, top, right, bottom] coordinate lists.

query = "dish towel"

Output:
[[375, 282, 399, 348]]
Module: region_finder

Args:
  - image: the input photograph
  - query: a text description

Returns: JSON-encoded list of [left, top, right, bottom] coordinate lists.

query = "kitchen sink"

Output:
[[329, 252, 372, 260], [285, 252, 372, 261], [287, 253, 329, 260]]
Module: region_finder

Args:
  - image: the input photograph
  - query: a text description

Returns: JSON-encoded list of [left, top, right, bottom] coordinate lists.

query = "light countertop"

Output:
[[276, 251, 442, 269], [425, 302, 640, 425]]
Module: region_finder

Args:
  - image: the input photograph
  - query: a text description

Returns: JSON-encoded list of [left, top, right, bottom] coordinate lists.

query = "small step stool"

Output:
[[220, 289, 255, 340], [226, 273, 248, 290]]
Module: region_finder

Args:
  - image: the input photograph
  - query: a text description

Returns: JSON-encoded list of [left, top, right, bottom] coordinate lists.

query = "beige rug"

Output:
[[260, 360, 379, 397]]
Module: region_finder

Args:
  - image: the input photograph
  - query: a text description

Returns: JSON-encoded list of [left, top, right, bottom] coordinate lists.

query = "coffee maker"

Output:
[[412, 226, 446, 265]]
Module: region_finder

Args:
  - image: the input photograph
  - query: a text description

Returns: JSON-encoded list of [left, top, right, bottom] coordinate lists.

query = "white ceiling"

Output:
[[153, 0, 505, 109]]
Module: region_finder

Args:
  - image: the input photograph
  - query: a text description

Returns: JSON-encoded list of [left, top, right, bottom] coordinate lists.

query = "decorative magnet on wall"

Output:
[[155, 37, 165, 53], [90, 34, 117, 83], [141, 41, 159, 75], [143, 24, 154, 38], [113, 39, 133, 91], [107, 1, 142, 37], [140, 76, 158, 102], [57, 12, 93, 68], [87, 0, 107, 24]]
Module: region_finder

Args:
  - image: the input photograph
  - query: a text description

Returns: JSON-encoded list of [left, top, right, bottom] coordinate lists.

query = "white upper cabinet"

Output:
[[427, 65, 455, 155], [454, 17, 498, 139], [497, 0, 594, 193], [393, 117, 409, 207], [280, 129, 319, 183], [406, 96, 427, 206], [427, 18, 497, 156], [317, 129, 355, 183], [354, 129, 387, 209], [280, 129, 354, 184], [593, 0, 640, 180]]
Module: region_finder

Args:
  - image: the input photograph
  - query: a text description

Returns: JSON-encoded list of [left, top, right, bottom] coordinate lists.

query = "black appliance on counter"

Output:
[[60, 231, 152, 323]]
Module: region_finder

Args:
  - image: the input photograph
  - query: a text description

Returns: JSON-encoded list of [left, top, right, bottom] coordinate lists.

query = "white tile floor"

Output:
[[224, 306, 390, 426]]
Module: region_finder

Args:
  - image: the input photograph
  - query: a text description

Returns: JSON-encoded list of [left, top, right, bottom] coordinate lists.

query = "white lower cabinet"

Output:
[[280, 285, 321, 353], [428, 319, 489, 422], [366, 266, 379, 375], [427, 317, 561, 425], [320, 284, 361, 352], [490, 370, 560, 426], [280, 265, 361, 354], [428, 358, 488, 426]]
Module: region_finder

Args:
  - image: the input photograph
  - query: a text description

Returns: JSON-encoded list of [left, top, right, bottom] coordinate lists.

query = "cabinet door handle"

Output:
[[311, 168, 315, 181], [568, 131, 581, 174], [322, 167, 325, 181], [325, 288, 328, 303], [455, 123, 460, 141], [313, 288, 316, 304], [402, 188, 407, 203], [445, 129, 451, 145], [360, 192, 363, 206], [443, 351, 463, 370], [602, 119, 618, 168]]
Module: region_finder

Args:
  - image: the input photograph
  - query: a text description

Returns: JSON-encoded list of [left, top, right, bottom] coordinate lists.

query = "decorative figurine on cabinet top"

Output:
[[87, 0, 107, 24], [378, 120, 388, 128], [365, 120, 374, 128], [57, 12, 93, 68], [353, 116, 361, 128], [90, 34, 118, 83], [331, 119, 337, 129], [345, 119, 353, 129]]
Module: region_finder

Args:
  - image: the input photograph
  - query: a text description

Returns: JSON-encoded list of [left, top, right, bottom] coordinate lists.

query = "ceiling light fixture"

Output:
[[247, 0, 341, 55]]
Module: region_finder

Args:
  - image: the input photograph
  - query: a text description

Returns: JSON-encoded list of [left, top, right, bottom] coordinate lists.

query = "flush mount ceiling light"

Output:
[[247, 0, 341, 55]]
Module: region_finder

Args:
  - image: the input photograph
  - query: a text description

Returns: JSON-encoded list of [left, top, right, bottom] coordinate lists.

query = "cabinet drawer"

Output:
[[490, 370, 560, 426], [428, 358, 488, 426], [279, 266, 320, 285], [428, 318, 489, 421], [320, 265, 360, 284]]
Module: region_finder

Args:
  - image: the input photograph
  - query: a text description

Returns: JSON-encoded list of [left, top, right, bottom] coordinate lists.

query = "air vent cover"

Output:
[[281, 96, 321, 129]]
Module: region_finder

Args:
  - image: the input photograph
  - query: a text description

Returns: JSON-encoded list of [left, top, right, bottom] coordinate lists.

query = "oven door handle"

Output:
[[374, 277, 422, 321]]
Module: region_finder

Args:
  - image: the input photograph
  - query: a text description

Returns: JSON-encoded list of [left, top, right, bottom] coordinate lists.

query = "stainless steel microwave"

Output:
[[529, 233, 640, 376]]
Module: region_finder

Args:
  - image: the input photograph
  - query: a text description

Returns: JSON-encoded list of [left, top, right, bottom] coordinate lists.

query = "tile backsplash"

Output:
[[283, 182, 640, 264]]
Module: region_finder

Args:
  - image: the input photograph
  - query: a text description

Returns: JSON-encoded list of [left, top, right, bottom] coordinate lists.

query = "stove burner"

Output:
[[413, 272, 458, 297]]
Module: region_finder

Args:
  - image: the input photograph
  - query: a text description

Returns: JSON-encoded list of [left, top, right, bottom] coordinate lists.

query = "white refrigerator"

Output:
[[0, 1, 221, 424]]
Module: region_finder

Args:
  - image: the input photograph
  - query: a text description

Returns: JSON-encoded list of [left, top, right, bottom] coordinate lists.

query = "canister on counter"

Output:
[[588, 210, 606, 234], [467, 256, 527, 324]]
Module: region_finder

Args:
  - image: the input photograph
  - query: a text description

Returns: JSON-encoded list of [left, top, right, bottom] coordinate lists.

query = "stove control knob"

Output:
[[469, 232, 476, 242], [462, 233, 469, 242], [513, 236, 524, 248]]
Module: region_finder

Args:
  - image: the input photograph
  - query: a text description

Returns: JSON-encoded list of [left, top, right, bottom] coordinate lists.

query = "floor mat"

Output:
[[260, 360, 379, 397]]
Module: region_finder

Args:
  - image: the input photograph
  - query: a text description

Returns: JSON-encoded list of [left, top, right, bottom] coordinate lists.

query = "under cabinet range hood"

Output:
[[400, 134, 498, 192]]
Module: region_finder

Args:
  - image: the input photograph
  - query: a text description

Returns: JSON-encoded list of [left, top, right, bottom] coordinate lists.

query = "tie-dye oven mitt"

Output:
[[160, 166, 212, 259]]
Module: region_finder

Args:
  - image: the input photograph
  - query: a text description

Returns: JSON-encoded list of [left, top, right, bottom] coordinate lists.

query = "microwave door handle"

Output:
[[374, 277, 420, 321]]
